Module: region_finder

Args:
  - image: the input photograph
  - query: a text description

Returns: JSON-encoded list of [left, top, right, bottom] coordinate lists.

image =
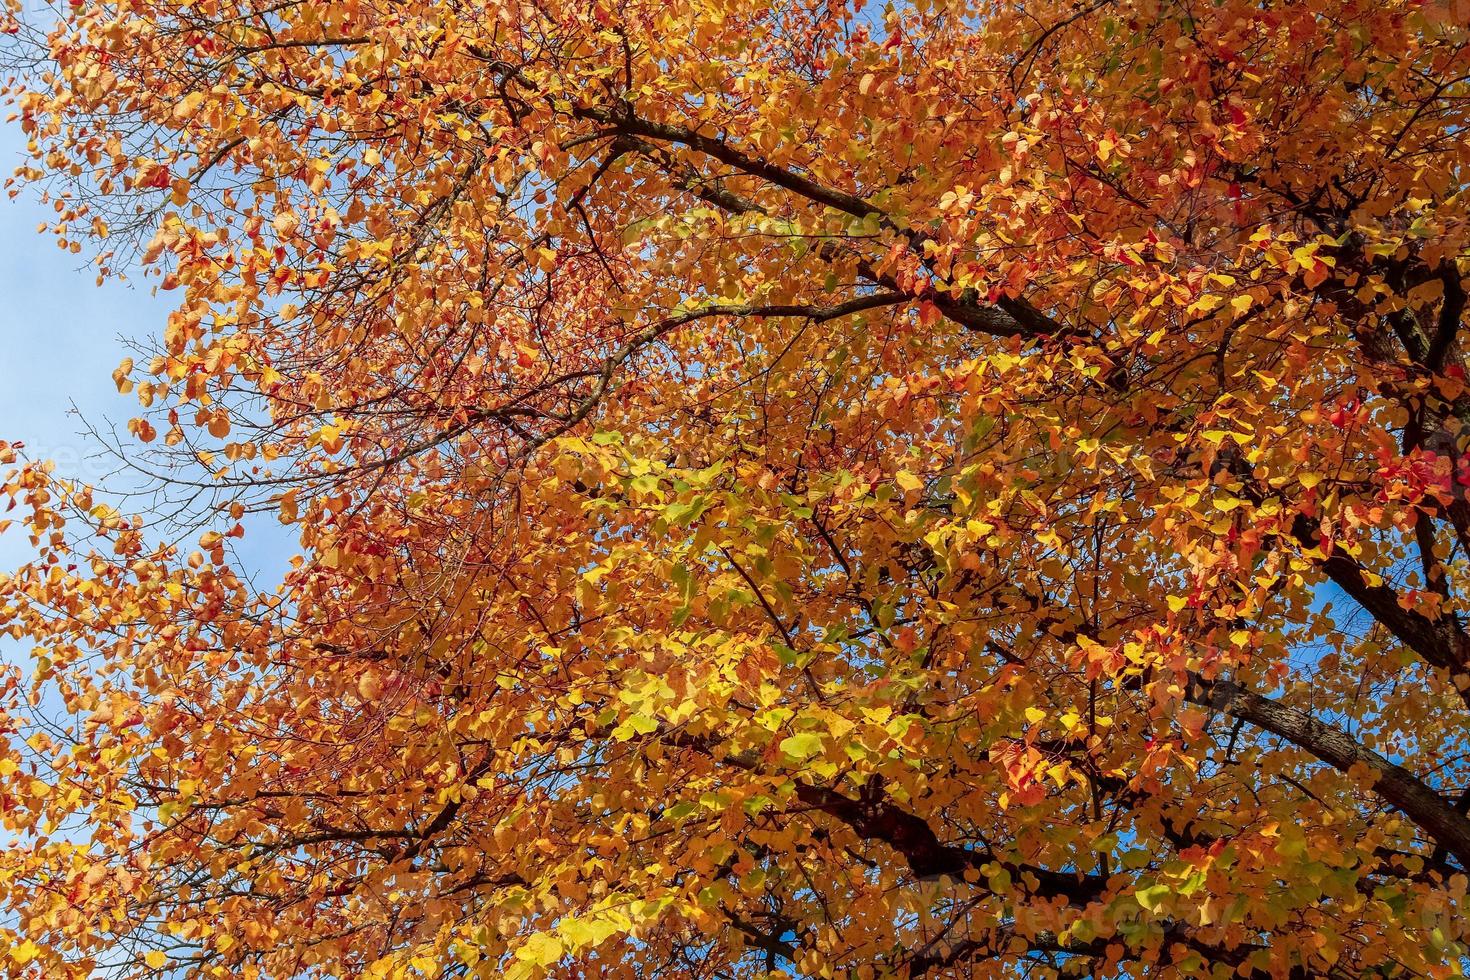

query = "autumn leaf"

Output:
[[1, 0, 1468, 977]]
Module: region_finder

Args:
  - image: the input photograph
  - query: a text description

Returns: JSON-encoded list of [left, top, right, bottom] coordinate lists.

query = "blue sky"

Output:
[[0, 117, 294, 668], [0, 118, 174, 570]]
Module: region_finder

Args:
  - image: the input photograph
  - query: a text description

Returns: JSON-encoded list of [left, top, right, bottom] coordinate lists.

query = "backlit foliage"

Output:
[[1, 0, 1470, 976]]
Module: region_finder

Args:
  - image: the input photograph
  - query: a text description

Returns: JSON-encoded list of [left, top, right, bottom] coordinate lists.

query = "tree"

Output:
[[0, 0, 1468, 974]]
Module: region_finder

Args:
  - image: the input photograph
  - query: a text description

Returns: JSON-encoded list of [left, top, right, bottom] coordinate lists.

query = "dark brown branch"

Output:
[[1188, 674, 1470, 867], [604, 117, 1067, 339]]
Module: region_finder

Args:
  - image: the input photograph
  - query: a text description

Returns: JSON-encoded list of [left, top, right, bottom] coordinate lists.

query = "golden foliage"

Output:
[[1, 0, 1469, 976]]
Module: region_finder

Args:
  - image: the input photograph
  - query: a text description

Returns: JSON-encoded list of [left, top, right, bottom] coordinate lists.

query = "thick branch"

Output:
[[605, 118, 1066, 339], [1188, 675, 1470, 867], [791, 781, 1108, 903], [1285, 511, 1470, 701]]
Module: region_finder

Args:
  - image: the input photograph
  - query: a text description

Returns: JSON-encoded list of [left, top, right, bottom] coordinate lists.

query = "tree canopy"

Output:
[[1, 0, 1469, 975]]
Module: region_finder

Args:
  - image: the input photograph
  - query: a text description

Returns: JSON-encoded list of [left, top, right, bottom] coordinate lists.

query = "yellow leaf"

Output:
[[319, 423, 344, 454], [515, 933, 563, 967], [172, 91, 204, 120], [359, 670, 384, 702]]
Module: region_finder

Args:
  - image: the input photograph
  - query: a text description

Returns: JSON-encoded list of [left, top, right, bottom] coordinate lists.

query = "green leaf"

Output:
[[664, 497, 708, 527], [1177, 870, 1208, 896], [664, 801, 697, 822], [1135, 883, 1171, 912], [779, 732, 824, 761]]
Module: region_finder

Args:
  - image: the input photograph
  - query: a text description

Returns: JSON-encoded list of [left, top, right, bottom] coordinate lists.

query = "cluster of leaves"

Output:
[[0, 0, 1469, 976]]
